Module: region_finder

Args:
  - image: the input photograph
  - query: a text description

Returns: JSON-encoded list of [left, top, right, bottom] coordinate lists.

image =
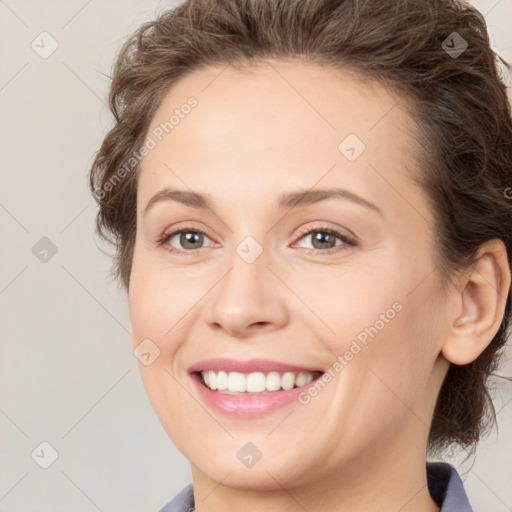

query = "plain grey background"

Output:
[[0, 1, 511, 511]]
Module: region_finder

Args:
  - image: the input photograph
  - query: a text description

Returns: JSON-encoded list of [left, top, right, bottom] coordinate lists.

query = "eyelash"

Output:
[[156, 224, 357, 256]]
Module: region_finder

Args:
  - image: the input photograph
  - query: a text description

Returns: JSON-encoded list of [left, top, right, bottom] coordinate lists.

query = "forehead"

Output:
[[138, 59, 424, 222]]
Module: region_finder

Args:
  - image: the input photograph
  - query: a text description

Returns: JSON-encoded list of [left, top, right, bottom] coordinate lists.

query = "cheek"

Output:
[[286, 260, 402, 350], [343, 282, 444, 419], [321, 308, 437, 452], [128, 255, 202, 351], [128, 265, 196, 439], [315, 258, 443, 407]]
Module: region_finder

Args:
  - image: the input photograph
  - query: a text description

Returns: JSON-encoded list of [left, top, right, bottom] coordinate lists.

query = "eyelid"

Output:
[[161, 221, 215, 238], [156, 222, 217, 250], [291, 224, 357, 252], [293, 222, 355, 239]]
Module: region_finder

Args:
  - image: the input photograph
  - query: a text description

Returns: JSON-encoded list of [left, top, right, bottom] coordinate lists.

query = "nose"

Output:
[[204, 252, 289, 339]]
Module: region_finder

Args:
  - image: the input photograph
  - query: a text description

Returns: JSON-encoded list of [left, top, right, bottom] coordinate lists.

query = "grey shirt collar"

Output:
[[158, 462, 473, 511]]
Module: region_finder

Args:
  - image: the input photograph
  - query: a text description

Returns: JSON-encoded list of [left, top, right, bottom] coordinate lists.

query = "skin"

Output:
[[127, 59, 510, 512]]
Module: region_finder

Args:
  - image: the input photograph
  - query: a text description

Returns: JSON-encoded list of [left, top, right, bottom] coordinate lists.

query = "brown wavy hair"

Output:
[[88, 0, 512, 451]]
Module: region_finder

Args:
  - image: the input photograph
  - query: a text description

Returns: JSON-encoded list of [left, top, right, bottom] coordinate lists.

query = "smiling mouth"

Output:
[[194, 370, 324, 395]]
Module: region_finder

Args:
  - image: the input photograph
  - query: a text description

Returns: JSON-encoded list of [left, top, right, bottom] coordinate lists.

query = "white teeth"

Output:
[[217, 371, 228, 390], [228, 372, 246, 392], [281, 372, 296, 390], [200, 370, 318, 393], [296, 372, 308, 387], [208, 370, 217, 390], [247, 372, 266, 392], [266, 371, 281, 391]]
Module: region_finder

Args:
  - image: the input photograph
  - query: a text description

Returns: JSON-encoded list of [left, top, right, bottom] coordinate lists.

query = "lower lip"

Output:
[[190, 373, 322, 417]]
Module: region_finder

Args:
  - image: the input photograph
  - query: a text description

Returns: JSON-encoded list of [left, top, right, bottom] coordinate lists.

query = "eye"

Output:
[[156, 226, 215, 254], [156, 224, 357, 256], [292, 226, 357, 254]]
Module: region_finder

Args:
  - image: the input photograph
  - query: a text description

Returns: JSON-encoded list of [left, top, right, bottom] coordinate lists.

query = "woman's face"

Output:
[[128, 60, 451, 489]]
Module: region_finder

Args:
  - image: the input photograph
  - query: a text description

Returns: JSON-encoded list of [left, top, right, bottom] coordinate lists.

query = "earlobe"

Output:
[[441, 239, 511, 366]]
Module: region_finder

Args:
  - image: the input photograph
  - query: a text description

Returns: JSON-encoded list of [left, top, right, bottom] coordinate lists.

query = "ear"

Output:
[[441, 239, 511, 366]]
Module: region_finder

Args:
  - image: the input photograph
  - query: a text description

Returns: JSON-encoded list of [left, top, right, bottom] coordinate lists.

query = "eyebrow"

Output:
[[142, 186, 383, 217]]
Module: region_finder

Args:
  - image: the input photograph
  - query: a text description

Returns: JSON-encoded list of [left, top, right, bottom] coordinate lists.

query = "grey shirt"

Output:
[[158, 462, 473, 511]]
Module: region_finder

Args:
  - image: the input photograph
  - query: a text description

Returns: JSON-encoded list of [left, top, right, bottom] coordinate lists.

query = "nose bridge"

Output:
[[205, 240, 288, 336]]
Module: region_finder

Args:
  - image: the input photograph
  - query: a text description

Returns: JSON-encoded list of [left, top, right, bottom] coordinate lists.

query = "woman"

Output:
[[89, 0, 512, 510]]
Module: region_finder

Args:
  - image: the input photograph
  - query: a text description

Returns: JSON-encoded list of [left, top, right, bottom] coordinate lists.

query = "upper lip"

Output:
[[188, 358, 324, 374]]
